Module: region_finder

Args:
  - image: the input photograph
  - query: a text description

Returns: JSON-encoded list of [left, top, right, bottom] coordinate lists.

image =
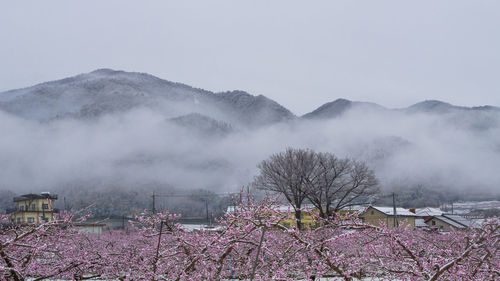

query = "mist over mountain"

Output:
[[1, 69, 499, 212], [168, 113, 233, 137]]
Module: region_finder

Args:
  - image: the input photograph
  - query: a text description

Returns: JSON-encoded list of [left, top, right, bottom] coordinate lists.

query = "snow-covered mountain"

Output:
[[0, 69, 295, 128], [2, 69, 499, 131], [302, 98, 387, 119], [406, 100, 500, 114], [303, 98, 500, 131]]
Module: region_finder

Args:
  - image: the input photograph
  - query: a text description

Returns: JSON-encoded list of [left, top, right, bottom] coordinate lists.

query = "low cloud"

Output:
[[0, 104, 499, 200]]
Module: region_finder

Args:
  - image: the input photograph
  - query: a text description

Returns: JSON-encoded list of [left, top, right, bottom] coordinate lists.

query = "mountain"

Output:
[[300, 98, 500, 132], [168, 113, 233, 137], [406, 100, 463, 114], [215, 91, 296, 127], [0, 69, 295, 128], [302, 98, 386, 119], [406, 100, 500, 114], [404, 100, 500, 130], [2, 69, 498, 127]]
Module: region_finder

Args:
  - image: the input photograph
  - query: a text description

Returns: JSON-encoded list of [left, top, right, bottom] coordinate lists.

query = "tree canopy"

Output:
[[253, 148, 379, 227]]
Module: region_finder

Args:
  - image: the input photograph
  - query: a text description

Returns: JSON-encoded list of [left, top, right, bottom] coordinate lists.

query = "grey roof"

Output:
[[442, 214, 473, 227], [13, 193, 58, 202], [415, 207, 443, 216], [340, 205, 368, 212], [430, 215, 466, 229], [368, 206, 418, 217], [226, 203, 317, 214]]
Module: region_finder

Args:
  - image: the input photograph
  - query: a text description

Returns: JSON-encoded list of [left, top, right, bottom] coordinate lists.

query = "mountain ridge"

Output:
[[0, 69, 296, 127], [1, 69, 499, 124]]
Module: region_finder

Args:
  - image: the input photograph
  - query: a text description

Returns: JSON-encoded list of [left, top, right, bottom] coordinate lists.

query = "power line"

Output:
[[151, 192, 239, 215], [153, 192, 238, 198]]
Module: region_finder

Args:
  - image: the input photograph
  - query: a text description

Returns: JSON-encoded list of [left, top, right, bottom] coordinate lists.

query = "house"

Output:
[[9, 192, 58, 224], [412, 207, 444, 229], [226, 204, 319, 229], [278, 204, 319, 228], [359, 206, 417, 228], [425, 214, 482, 232]]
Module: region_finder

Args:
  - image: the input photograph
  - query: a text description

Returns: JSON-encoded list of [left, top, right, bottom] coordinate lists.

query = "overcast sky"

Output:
[[1, 1, 499, 115]]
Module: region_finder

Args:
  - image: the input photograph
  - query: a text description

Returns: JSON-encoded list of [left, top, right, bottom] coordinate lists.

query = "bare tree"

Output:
[[253, 148, 316, 229], [305, 152, 351, 217], [326, 160, 379, 213], [254, 148, 379, 226]]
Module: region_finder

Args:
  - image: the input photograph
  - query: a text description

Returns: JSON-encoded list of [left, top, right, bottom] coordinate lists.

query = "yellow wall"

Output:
[[11, 198, 56, 224], [280, 210, 319, 229], [360, 207, 415, 228]]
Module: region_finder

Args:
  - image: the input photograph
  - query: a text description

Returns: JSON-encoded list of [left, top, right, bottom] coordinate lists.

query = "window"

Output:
[[17, 218, 21, 223], [31, 204, 36, 211], [27, 217, 35, 223], [432, 220, 436, 226], [370, 211, 374, 215], [20, 205, 25, 211], [42, 203, 49, 209]]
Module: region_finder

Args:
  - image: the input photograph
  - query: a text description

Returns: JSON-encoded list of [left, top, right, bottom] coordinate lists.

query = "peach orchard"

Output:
[[1, 195, 499, 281]]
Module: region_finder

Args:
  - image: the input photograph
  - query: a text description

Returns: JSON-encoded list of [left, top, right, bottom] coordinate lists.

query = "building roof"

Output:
[[340, 205, 369, 212], [469, 218, 485, 228], [426, 214, 485, 229], [13, 193, 58, 202], [442, 214, 473, 227], [428, 215, 466, 229], [226, 203, 317, 214], [415, 207, 443, 217], [367, 206, 418, 217]]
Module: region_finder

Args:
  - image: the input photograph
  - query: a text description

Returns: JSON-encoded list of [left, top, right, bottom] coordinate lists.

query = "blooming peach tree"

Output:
[[1, 195, 499, 280]]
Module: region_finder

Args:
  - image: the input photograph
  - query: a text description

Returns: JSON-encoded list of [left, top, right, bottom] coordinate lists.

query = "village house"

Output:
[[226, 204, 319, 229], [9, 192, 58, 224], [410, 207, 483, 232], [359, 206, 417, 228], [225, 203, 488, 232], [412, 207, 444, 229], [277, 204, 319, 228], [424, 214, 482, 232]]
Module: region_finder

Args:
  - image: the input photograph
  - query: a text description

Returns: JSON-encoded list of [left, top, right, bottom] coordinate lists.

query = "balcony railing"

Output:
[[7, 208, 60, 214]]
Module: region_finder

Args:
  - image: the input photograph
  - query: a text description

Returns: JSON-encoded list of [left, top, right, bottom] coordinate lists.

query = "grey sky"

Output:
[[1, 0, 499, 115]]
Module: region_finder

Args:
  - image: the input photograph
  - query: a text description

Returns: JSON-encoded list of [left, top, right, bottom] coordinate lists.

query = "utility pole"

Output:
[[239, 186, 244, 204], [152, 191, 156, 214], [392, 193, 398, 228], [205, 199, 209, 225], [451, 202, 454, 215]]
